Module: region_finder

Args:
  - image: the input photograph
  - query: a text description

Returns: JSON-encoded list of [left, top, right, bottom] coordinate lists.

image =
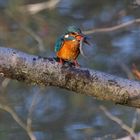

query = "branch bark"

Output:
[[0, 47, 140, 108]]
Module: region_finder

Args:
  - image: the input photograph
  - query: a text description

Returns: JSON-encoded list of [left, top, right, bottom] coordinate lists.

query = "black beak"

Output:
[[83, 36, 90, 46], [76, 33, 91, 46]]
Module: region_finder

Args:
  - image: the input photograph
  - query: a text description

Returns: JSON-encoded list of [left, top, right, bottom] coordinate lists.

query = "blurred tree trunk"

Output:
[[0, 47, 140, 108]]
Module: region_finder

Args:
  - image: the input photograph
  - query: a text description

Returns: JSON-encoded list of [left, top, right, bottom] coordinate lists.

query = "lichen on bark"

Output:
[[0, 47, 140, 108]]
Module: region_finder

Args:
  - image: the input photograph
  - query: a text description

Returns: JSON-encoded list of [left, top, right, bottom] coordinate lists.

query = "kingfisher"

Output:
[[54, 26, 89, 67]]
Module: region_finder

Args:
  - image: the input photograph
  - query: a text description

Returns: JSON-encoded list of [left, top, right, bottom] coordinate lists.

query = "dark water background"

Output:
[[0, 0, 140, 139]]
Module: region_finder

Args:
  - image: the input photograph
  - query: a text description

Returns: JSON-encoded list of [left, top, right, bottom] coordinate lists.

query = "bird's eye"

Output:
[[71, 32, 76, 35]]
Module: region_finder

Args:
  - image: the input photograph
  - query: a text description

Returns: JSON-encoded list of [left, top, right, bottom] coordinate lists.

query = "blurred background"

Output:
[[0, 0, 140, 140]]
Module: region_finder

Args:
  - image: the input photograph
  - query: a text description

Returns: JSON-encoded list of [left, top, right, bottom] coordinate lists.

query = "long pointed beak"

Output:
[[83, 35, 90, 46], [76, 34, 91, 46], [84, 39, 90, 45]]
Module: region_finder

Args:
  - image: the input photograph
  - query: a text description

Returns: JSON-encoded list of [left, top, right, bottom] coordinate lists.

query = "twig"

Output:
[[0, 104, 27, 130], [100, 106, 138, 140], [0, 74, 36, 140], [6, 11, 45, 52], [0, 103, 36, 140], [22, 0, 61, 14], [83, 18, 140, 35], [27, 87, 40, 132], [1, 78, 10, 88], [132, 109, 139, 130], [21, 25, 45, 52]]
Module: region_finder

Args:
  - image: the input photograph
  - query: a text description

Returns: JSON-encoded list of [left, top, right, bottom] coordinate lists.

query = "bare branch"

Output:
[[1, 78, 10, 88], [21, 25, 45, 52], [0, 103, 36, 140], [27, 88, 40, 132], [100, 106, 138, 140], [0, 55, 37, 140], [0, 47, 140, 108], [83, 18, 140, 35], [131, 109, 139, 131], [22, 0, 61, 14], [0, 103, 27, 130], [6, 11, 45, 52]]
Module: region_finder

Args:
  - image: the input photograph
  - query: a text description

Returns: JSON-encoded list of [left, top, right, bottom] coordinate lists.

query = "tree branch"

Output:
[[0, 47, 140, 108], [0, 101, 36, 140], [100, 106, 138, 139], [21, 0, 61, 15], [83, 18, 140, 34]]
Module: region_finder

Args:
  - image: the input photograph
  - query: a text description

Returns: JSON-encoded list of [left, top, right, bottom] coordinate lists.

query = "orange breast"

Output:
[[57, 40, 80, 60]]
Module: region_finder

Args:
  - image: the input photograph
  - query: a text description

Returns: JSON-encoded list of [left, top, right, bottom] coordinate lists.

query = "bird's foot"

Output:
[[73, 60, 80, 67], [58, 58, 64, 65]]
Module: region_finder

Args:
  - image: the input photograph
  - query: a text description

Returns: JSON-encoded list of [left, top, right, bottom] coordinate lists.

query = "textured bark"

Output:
[[0, 47, 140, 108]]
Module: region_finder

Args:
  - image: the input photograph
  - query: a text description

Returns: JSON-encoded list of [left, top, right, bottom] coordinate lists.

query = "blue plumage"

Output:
[[54, 25, 90, 66], [54, 36, 63, 52], [54, 34, 75, 52], [55, 26, 82, 53]]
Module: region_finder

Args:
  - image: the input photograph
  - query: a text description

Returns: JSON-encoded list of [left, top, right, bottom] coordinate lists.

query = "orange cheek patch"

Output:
[[76, 35, 83, 41]]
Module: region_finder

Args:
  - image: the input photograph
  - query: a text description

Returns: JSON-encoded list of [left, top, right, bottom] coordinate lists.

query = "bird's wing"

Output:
[[54, 36, 64, 52], [54, 34, 75, 52]]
